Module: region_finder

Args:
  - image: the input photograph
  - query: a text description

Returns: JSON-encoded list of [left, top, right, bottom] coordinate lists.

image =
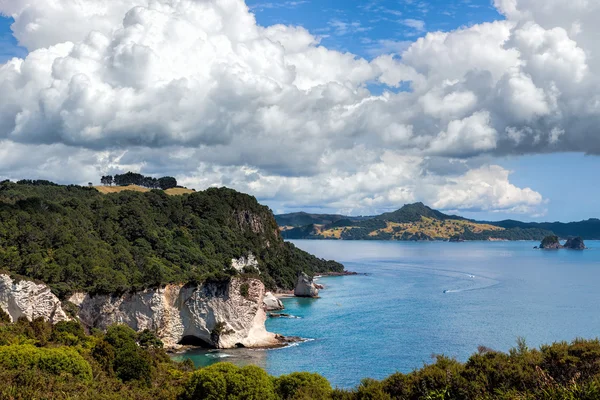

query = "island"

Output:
[[538, 235, 587, 250]]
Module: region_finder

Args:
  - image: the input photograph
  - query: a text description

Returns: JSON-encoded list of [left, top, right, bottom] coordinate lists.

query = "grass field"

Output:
[[94, 185, 195, 196]]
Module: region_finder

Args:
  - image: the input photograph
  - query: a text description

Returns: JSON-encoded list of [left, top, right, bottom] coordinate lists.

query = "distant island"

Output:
[[276, 203, 600, 241], [537, 235, 587, 250]]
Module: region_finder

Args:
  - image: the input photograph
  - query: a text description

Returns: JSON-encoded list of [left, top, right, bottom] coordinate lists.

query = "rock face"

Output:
[[294, 272, 319, 298], [72, 278, 278, 349], [564, 237, 586, 250], [231, 253, 259, 273], [540, 235, 562, 249], [0, 275, 69, 323], [0, 274, 281, 350], [263, 292, 284, 311]]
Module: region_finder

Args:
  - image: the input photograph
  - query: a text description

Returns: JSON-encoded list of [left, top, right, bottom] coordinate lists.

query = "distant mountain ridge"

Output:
[[275, 203, 594, 241]]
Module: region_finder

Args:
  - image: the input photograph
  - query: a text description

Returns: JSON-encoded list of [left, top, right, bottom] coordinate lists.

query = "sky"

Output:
[[0, 0, 599, 222]]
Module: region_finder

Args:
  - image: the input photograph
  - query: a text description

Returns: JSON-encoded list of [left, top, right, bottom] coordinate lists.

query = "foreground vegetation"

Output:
[[2, 314, 600, 399], [0, 180, 342, 297]]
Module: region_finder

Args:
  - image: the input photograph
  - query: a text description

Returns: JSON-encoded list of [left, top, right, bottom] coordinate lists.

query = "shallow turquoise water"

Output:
[[174, 240, 600, 388]]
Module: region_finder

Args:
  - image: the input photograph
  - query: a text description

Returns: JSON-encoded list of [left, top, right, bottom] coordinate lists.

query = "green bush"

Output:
[[274, 371, 333, 400], [180, 363, 277, 400], [0, 344, 92, 380]]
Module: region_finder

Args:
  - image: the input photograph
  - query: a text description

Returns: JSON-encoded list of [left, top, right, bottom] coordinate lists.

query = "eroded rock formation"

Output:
[[0, 275, 69, 324], [0, 274, 280, 350], [294, 272, 319, 298], [263, 292, 284, 311]]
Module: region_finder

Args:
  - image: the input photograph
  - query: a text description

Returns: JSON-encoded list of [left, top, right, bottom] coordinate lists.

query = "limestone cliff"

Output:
[[71, 278, 278, 349], [0, 275, 69, 324], [0, 274, 280, 350]]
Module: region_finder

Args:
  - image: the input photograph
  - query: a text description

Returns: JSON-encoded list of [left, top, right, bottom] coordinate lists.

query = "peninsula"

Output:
[[277, 203, 599, 241]]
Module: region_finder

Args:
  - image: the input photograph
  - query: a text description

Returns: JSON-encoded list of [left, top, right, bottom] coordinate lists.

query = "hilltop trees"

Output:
[[101, 175, 114, 186], [108, 172, 178, 190]]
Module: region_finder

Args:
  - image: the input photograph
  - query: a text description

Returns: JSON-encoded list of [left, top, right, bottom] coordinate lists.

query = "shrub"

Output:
[[0, 344, 92, 380], [275, 371, 333, 400], [179, 362, 277, 400], [240, 283, 250, 298]]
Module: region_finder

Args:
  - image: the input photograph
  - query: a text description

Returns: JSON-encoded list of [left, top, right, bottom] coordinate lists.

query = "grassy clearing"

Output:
[[95, 185, 195, 196]]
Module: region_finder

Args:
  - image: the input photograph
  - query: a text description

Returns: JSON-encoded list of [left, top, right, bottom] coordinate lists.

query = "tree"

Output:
[[101, 175, 114, 186], [158, 176, 177, 190], [114, 172, 145, 186]]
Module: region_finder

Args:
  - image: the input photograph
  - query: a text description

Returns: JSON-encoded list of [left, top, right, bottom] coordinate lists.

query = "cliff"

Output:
[[0, 273, 280, 349], [0, 275, 69, 324], [0, 180, 344, 295]]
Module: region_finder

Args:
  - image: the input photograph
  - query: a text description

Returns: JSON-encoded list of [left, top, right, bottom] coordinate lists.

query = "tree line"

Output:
[[100, 172, 178, 190]]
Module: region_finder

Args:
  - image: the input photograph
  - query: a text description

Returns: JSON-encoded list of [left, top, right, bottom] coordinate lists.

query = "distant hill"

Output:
[[277, 203, 565, 241], [485, 219, 600, 240]]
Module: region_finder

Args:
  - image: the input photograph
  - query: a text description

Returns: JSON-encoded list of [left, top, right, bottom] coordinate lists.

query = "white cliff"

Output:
[[263, 292, 284, 311], [71, 278, 278, 349], [0, 273, 281, 350], [0, 275, 69, 323]]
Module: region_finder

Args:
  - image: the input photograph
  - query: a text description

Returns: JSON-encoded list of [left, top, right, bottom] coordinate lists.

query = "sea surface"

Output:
[[174, 240, 600, 388]]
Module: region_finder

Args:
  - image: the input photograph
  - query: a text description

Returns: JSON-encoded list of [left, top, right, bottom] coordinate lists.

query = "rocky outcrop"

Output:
[[263, 292, 284, 311], [294, 273, 319, 298], [538, 235, 587, 250], [564, 237, 586, 250], [71, 278, 279, 349], [231, 253, 259, 273], [539, 235, 562, 249], [0, 275, 69, 323]]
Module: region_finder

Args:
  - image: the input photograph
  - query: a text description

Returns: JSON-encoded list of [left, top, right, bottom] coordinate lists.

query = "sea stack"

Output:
[[294, 272, 319, 297], [564, 237, 586, 250], [539, 235, 562, 249]]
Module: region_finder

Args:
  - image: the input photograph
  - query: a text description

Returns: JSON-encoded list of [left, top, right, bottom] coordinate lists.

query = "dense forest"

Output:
[[278, 203, 560, 241], [0, 180, 342, 298], [2, 315, 600, 399]]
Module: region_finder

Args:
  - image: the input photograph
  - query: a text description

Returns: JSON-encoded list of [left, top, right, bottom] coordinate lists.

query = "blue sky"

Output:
[[248, 0, 502, 59], [0, 1, 598, 223]]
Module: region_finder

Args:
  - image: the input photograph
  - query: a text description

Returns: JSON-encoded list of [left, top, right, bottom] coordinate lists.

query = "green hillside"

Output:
[[0, 180, 343, 297], [279, 203, 555, 241]]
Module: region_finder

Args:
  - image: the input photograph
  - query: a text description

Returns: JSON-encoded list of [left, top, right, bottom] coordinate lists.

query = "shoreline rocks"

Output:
[[294, 272, 319, 298], [263, 292, 284, 311]]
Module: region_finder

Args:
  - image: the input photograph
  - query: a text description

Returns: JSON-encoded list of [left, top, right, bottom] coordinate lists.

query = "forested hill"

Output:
[[0, 180, 342, 298], [278, 203, 555, 241]]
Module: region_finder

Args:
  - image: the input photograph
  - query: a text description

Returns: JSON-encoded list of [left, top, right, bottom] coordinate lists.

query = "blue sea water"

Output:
[[174, 240, 600, 388]]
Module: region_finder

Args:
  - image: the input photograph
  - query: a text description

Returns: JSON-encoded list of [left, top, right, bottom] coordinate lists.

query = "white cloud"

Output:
[[401, 18, 426, 32], [5, 0, 600, 215]]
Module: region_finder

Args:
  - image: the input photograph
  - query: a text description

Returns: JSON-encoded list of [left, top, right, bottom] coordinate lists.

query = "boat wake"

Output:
[[367, 260, 501, 294]]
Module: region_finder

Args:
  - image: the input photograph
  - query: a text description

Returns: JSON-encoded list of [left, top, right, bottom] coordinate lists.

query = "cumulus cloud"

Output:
[[3, 0, 597, 215]]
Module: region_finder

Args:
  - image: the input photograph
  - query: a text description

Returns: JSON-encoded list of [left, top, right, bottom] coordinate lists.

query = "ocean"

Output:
[[174, 240, 600, 388]]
